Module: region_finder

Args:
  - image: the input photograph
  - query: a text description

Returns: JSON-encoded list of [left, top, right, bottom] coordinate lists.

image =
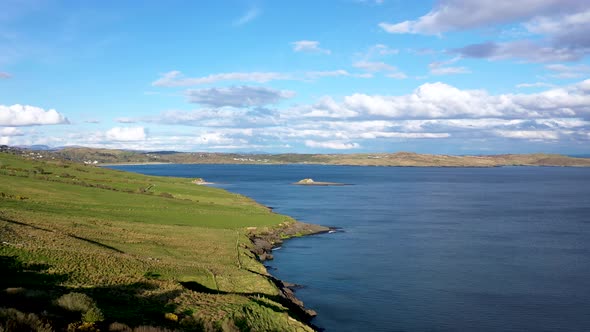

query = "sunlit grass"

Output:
[[0, 152, 312, 331]]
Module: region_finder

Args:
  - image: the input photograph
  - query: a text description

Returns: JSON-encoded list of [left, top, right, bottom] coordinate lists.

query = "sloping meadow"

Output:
[[0, 153, 313, 331]]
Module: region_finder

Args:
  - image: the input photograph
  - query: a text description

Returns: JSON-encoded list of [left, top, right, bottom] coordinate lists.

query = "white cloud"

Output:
[[428, 56, 471, 75], [186, 86, 295, 107], [379, 0, 584, 35], [524, 9, 590, 47], [545, 63, 590, 78], [295, 79, 590, 120], [357, 132, 450, 139], [152, 70, 289, 87], [233, 7, 260, 26], [305, 140, 359, 150], [372, 44, 399, 55], [455, 40, 586, 62], [0, 104, 69, 126], [305, 70, 351, 79], [116, 117, 136, 123], [516, 82, 556, 88], [385, 1, 590, 62], [295, 96, 360, 118], [105, 127, 147, 141], [353, 61, 397, 72], [0, 127, 24, 136], [352, 60, 407, 78], [495, 130, 559, 140], [291, 40, 331, 54], [429, 65, 471, 75]]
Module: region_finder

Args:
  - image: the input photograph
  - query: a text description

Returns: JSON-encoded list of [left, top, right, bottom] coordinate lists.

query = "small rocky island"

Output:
[[293, 178, 346, 186], [191, 177, 213, 185]]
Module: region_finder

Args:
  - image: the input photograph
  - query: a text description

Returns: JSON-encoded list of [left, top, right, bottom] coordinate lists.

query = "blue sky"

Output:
[[1, 0, 590, 154]]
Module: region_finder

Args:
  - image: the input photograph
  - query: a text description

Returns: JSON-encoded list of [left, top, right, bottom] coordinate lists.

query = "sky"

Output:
[[1, 0, 590, 154]]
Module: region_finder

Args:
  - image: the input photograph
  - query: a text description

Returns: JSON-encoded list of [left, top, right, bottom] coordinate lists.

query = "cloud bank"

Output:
[[0, 104, 69, 126]]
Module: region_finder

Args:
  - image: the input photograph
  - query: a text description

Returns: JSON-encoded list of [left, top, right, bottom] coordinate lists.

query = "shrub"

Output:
[[108, 322, 132, 332], [0, 307, 53, 332], [164, 313, 178, 322], [133, 326, 174, 332], [57, 293, 95, 313], [82, 307, 104, 323], [56, 292, 104, 323]]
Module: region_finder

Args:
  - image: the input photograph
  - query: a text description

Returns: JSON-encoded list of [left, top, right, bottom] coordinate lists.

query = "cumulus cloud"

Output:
[[105, 127, 147, 141], [305, 140, 359, 150], [0, 127, 24, 136], [152, 70, 289, 87], [0, 104, 69, 126], [291, 40, 331, 54], [0, 72, 11, 79], [186, 86, 295, 107]]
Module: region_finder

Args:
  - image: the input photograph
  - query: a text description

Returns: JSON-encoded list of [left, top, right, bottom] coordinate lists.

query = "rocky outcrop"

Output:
[[246, 221, 332, 322], [293, 178, 346, 186]]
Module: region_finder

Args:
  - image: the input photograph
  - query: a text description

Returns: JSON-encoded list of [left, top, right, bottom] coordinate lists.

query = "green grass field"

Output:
[[0, 152, 313, 331]]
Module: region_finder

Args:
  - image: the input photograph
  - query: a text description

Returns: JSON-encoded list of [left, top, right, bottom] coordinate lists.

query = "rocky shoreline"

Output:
[[246, 221, 332, 326]]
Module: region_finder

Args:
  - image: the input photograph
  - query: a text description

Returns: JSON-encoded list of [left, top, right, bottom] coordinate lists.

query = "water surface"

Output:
[[110, 164, 590, 332]]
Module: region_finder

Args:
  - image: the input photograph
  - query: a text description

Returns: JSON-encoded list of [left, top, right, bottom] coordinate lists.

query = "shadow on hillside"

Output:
[[0, 255, 183, 331], [0, 214, 125, 254], [180, 280, 320, 325]]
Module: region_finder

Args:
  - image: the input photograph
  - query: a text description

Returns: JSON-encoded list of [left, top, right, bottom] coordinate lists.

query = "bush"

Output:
[[82, 307, 104, 323], [57, 293, 95, 313], [164, 313, 178, 322], [56, 292, 104, 323], [108, 322, 132, 332], [0, 307, 53, 332]]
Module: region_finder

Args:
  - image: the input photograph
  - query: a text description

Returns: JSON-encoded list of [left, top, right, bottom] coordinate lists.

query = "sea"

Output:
[[108, 164, 590, 332]]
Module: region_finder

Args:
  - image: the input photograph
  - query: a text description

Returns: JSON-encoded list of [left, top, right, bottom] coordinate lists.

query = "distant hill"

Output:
[[6, 145, 590, 167], [21, 146, 590, 167]]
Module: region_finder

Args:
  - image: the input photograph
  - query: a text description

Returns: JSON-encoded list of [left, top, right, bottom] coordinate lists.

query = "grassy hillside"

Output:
[[27, 147, 590, 167], [0, 152, 316, 331]]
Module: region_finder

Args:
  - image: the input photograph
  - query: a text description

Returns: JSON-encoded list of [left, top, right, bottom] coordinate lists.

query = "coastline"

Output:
[[97, 162, 172, 166], [246, 220, 332, 326]]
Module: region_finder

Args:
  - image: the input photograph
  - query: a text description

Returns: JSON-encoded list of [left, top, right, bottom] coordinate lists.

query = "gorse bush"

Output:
[[56, 292, 104, 323]]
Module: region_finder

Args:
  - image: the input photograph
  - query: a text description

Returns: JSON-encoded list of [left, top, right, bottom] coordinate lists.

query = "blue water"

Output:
[[109, 164, 590, 332]]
